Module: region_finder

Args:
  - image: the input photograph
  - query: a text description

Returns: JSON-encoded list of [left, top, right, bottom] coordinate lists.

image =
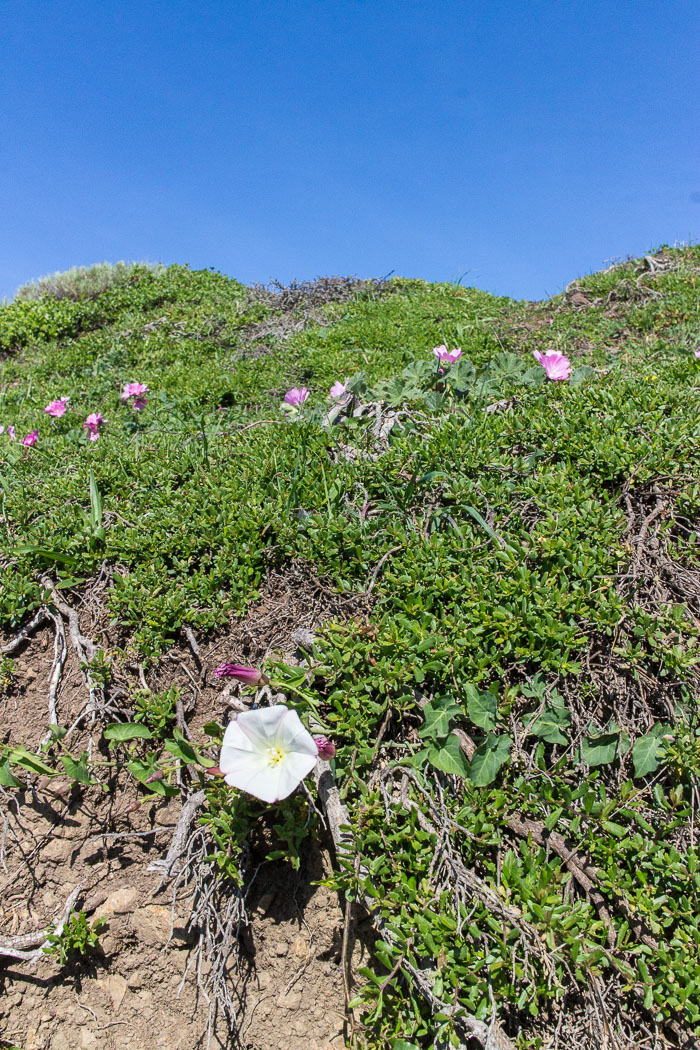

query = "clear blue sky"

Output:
[[1, 0, 698, 302]]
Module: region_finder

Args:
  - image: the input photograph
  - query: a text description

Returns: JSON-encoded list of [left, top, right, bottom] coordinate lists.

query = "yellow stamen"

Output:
[[266, 746, 285, 767]]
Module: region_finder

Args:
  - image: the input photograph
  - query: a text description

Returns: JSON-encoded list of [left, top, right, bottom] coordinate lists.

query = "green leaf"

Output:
[[632, 725, 671, 778], [427, 734, 471, 777], [469, 733, 512, 787], [525, 698, 571, 746], [60, 754, 94, 785], [8, 747, 56, 776], [0, 758, 21, 788], [104, 723, 153, 742], [392, 1041, 420, 1050], [164, 733, 199, 765], [570, 365, 595, 387], [465, 683, 498, 731], [13, 546, 78, 567], [419, 696, 461, 740], [581, 733, 619, 768]]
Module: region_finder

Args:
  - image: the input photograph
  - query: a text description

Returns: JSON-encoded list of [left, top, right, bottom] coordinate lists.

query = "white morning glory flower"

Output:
[[219, 705, 318, 804]]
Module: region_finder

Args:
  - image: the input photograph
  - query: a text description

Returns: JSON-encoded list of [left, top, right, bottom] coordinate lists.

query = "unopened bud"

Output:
[[314, 736, 336, 760], [145, 769, 164, 783], [213, 663, 268, 686], [123, 800, 142, 815], [204, 765, 225, 777]]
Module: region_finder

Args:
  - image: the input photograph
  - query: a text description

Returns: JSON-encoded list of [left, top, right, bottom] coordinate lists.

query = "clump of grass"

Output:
[[15, 260, 165, 302]]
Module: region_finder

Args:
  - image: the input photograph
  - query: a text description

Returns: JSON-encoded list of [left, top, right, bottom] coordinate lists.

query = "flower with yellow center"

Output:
[[218, 705, 319, 804]]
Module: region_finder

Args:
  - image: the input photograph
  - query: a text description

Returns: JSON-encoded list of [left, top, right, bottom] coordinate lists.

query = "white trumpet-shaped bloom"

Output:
[[219, 705, 318, 804]]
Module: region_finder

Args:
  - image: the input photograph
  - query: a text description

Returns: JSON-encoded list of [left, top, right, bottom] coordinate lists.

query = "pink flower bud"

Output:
[[204, 765, 225, 776], [123, 800, 142, 814], [314, 736, 336, 759], [145, 769, 164, 783], [213, 663, 268, 685]]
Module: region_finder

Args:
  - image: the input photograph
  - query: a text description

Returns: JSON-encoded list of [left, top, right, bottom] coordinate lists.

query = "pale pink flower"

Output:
[[314, 735, 336, 759], [121, 381, 149, 402], [533, 350, 571, 381], [694, 349, 700, 360], [284, 387, 309, 407], [7, 426, 16, 440], [433, 345, 462, 364], [330, 378, 350, 398], [22, 430, 38, 447], [83, 412, 105, 442], [44, 397, 69, 418], [214, 663, 268, 686]]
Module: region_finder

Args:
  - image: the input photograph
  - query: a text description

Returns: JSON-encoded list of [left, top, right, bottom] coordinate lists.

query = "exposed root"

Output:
[[0, 609, 48, 655], [0, 884, 82, 963], [148, 789, 207, 877], [40, 608, 67, 746], [41, 578, 105, 735]]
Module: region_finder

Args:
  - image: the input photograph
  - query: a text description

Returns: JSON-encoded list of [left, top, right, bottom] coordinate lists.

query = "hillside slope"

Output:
[[0, 249, 699, 1050]]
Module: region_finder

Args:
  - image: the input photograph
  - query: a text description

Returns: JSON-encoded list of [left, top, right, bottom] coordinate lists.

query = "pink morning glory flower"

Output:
[[330, 378, 350, 398], [214, 663, 268, 686], [533, 350, 572, 381], [433, 345, 463, 364], [45, 397, 69, 418], [219, 705, 319, 803], [284, 387, 310, 407], [22, 430, 38, 447], [83, 412, 105, 442]]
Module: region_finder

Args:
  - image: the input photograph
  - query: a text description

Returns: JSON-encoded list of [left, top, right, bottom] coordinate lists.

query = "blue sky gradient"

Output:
[[1, 0, 697, 301]]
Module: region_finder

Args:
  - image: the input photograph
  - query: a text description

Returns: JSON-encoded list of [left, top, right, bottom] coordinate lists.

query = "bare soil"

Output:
[[0, 567, 368, 1049]]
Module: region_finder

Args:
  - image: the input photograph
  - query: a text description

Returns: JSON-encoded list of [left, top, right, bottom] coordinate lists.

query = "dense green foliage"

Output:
[[1, 250, 699, 1047]]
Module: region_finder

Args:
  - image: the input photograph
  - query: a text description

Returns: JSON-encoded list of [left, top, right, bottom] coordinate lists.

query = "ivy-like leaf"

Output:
[[469, 733, 512, 787], [465, 684, 498, 731], [104, 723, 153, 742], [525, 698, 571, 746], [60, 753, 94, 785], [632, 725, 672, 778], [427, 734, 471, 777], [419, 697, 462, 741], [581, 733, 619, 768]]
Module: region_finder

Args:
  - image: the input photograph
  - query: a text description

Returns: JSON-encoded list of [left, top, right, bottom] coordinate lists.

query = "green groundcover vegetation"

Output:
[[1, 248, 699, 1048]]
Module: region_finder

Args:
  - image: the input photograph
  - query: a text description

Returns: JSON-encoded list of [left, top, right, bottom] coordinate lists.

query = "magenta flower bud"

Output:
[[145, 769, 164, 783], [213, 663, 268, 685], [204, 764, 225, 777], [314, 736, 336, 759]]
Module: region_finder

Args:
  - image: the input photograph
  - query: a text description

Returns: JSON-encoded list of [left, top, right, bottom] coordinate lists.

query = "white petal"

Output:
[[237, 706, 288, 751], [222, 750, 279, 801], [221, 719, 259, 755], [273, 751, 318, 801], [275, 708, 318, 757]]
